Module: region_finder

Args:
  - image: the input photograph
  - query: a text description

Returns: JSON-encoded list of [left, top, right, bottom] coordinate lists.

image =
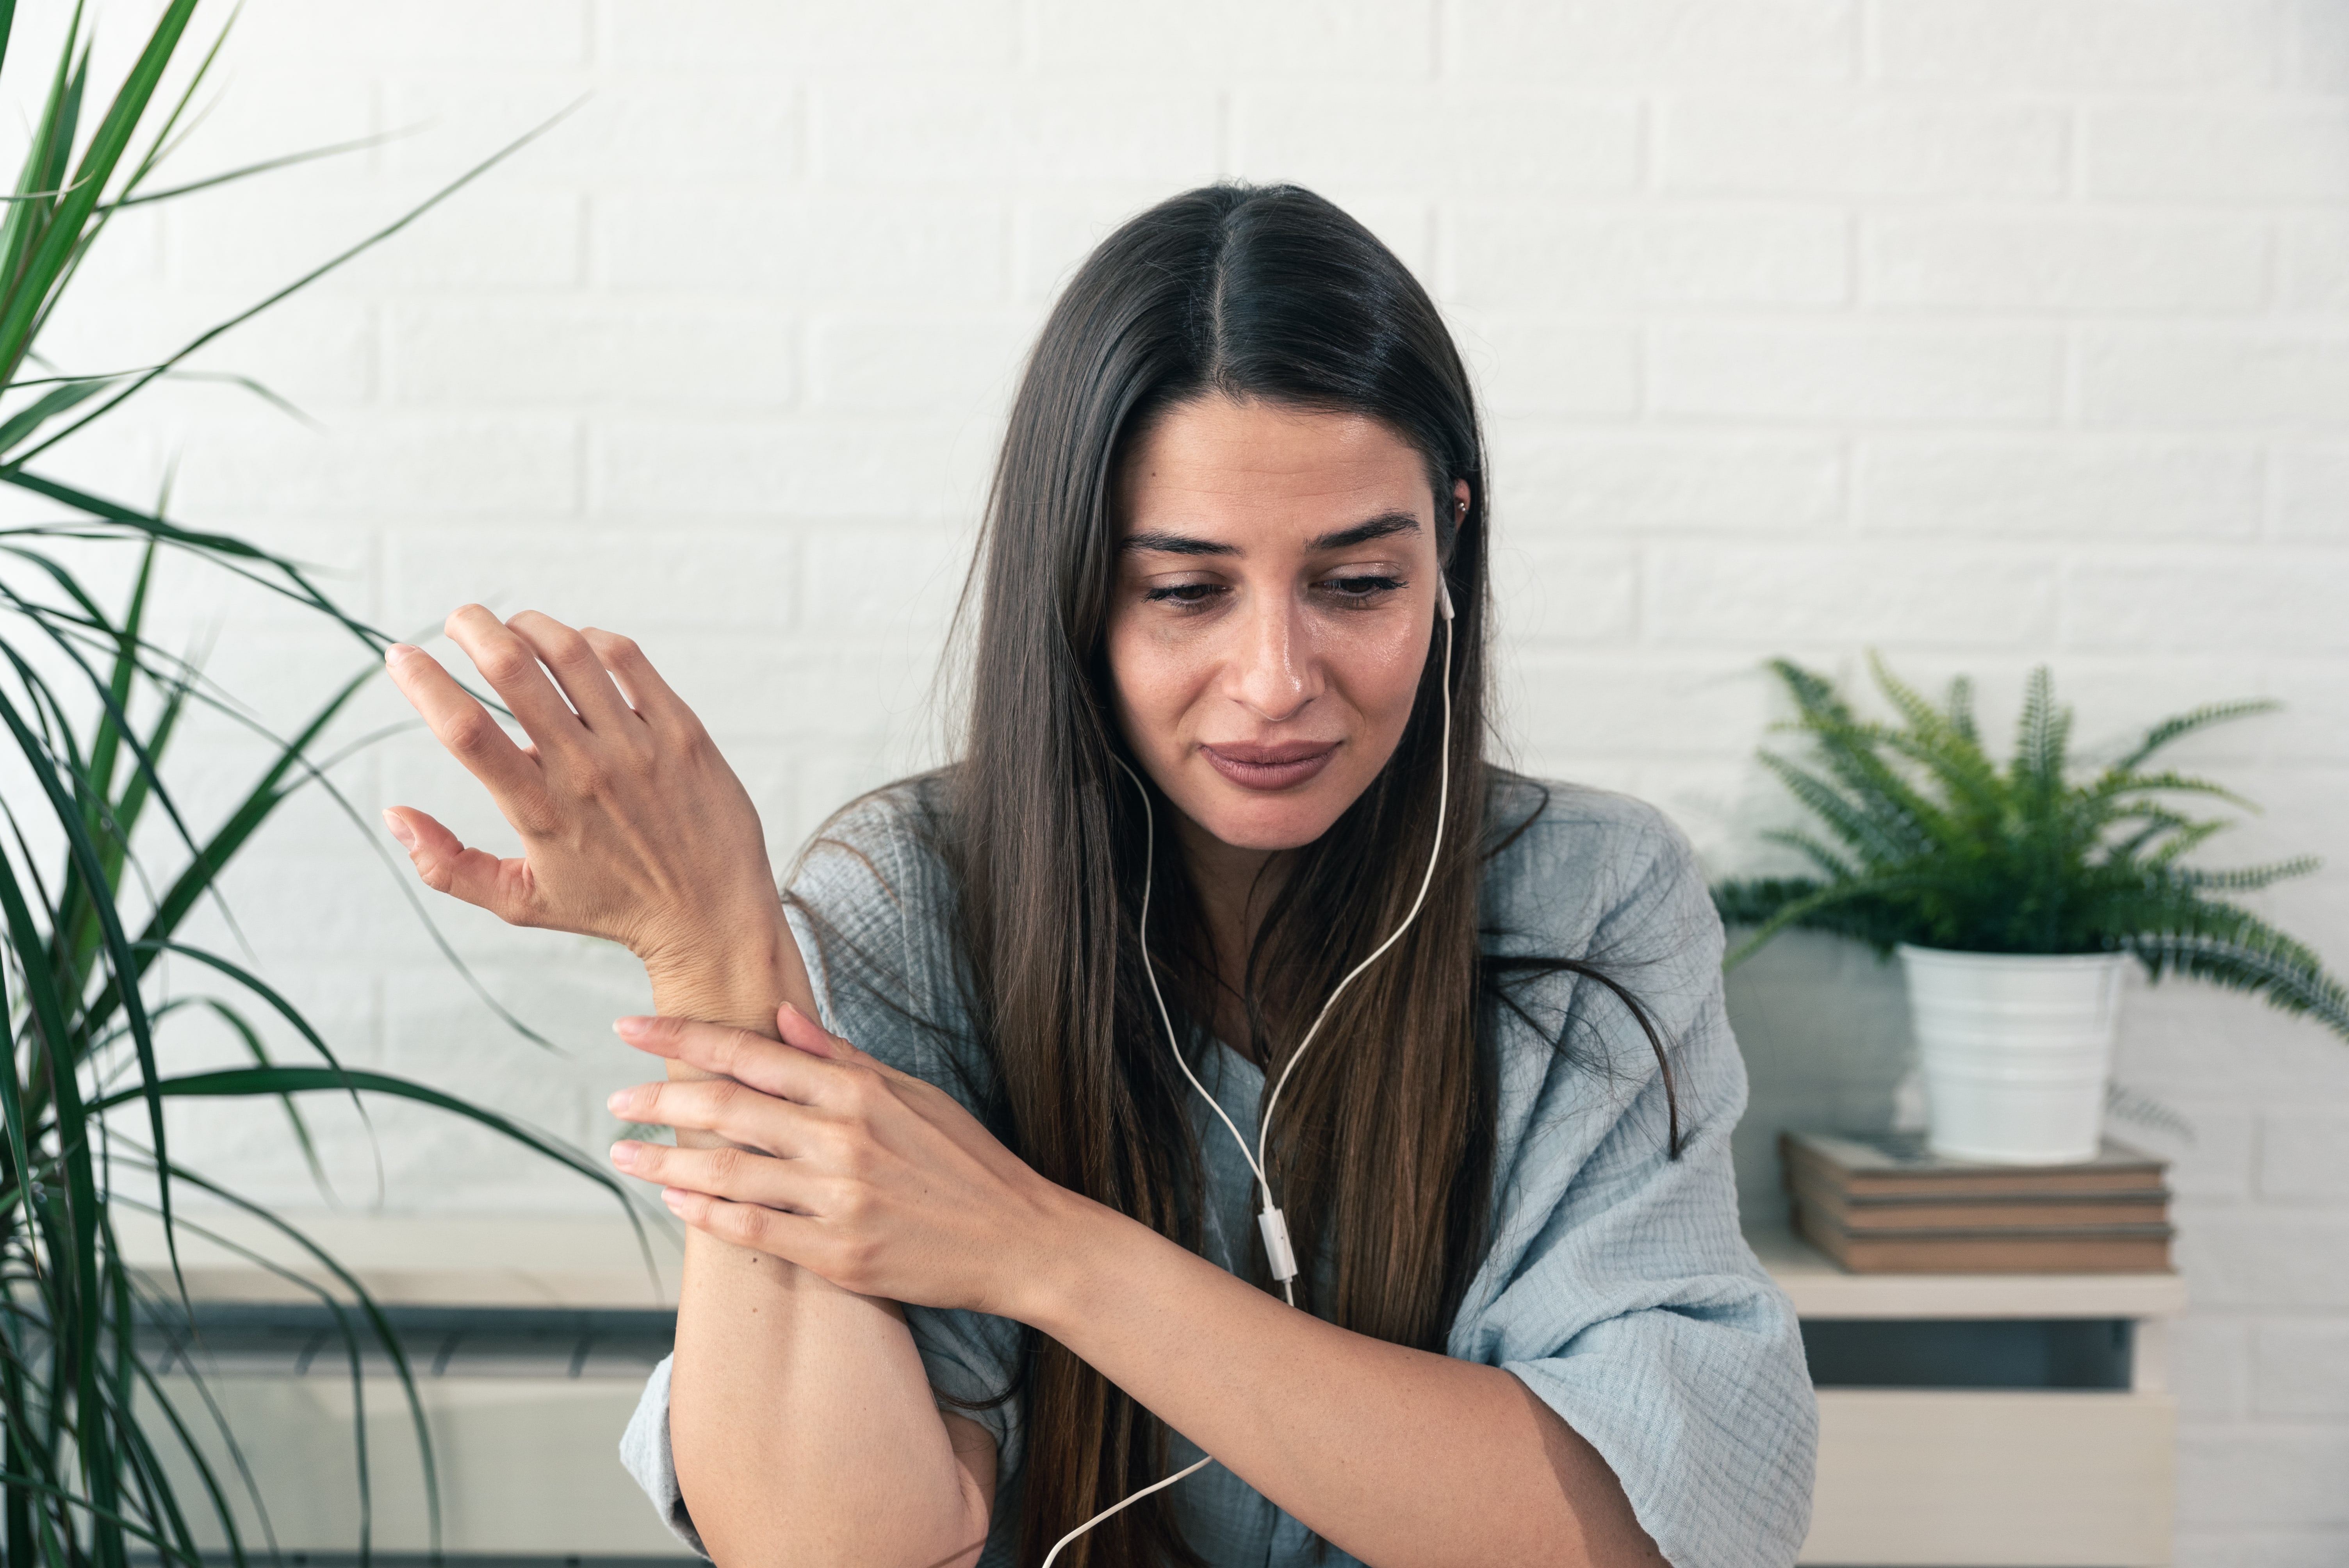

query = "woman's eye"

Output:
[[1321, 574, 1404, 602], [1144, 582, 1226, 606]]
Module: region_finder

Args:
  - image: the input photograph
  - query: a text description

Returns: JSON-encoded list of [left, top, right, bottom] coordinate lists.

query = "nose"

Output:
[[1227, 584, 1319, 723]]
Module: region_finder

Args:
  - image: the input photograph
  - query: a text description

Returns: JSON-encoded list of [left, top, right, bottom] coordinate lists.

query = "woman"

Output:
[[381, 184, 1814, 1568]]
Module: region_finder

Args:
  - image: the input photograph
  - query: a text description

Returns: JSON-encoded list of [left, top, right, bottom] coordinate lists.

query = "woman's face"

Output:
[[1107, 394, 1463, 857]]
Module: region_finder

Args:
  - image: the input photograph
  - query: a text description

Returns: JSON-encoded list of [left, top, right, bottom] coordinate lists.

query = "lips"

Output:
[[1200, 740, 1339, 792]]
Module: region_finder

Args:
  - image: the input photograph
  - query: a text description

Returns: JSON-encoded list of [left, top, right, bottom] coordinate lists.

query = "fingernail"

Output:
[[384, 643, 416, 666], [381, 810, 417, 850], [661, 1187, 687, 1212], [609, 1140, 638, 1167], [607, 1086, 644, 1115], [613, 1016, 651, 1039]]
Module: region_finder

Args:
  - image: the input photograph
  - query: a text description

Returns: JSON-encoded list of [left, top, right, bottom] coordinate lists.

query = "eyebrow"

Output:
[[1120, 511, 1422, 557], [1310, 512, 1421, 551]]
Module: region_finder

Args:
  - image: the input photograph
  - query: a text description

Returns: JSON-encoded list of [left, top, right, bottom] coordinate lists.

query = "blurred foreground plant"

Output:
[[0, 5, 623, 1564], [1712, 654, 2349, 1041]]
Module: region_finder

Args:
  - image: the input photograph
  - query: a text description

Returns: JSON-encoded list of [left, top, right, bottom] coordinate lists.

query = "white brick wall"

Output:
[[14, 2, 2349, 1560]]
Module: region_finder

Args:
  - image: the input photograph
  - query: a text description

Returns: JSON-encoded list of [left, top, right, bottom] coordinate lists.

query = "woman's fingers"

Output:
[[508, 609, 642, 734], [659, 1187, 828, 1267], [610, 1139, 816, 1213], [386, 605, 780, 959], [380, 807, 541, 925], [384, 643, 548, 807], [442, 604, 592, 756], [778, 1001, 933, 1090], [581, 626, 700, 734], [381, 644, 557, 925], [613, 1012, 848, 1105], [609, 1074, 811, 1151], [776, 1000, 855, 1061]]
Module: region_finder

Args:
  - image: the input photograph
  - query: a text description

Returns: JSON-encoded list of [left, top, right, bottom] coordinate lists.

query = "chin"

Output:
[[1187, 780, 1353, 852]]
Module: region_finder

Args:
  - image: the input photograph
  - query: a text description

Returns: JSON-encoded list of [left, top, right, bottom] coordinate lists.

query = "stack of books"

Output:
[[1781, 1130, 2173, 1273]]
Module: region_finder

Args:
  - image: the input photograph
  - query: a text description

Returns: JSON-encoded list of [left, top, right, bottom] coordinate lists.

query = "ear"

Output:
[[1439, 481, 1471, 623]]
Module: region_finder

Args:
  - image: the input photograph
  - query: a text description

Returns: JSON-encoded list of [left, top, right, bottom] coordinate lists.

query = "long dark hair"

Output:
[[829, 184, 1675, 1567]]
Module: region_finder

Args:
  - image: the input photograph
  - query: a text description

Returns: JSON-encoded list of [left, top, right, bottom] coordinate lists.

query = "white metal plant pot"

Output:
[[1896, 944, 2132, 1165]]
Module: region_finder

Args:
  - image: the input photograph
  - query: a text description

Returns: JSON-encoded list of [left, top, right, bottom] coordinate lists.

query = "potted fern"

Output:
[[1715, 656, 2349, 1164]]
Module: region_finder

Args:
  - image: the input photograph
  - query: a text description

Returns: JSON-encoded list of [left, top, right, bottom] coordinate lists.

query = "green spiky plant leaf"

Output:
[[1713, 655, 2349, 1043], [0, 6, 631, 1566]]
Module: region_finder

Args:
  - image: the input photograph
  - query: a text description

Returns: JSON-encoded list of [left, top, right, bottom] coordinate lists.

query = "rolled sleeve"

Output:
[[1474, 1098, 1816, 1567], [1456, 798, 1817, 1567], [618, 1355, 705, 1557]]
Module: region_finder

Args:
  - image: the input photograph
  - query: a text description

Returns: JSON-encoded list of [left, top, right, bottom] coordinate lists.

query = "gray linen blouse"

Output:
[[620, 774, 1817, 1566]]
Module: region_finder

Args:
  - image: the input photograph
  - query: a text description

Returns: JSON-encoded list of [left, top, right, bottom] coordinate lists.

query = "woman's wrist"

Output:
[[1003, 1187, 1173, 1336], [640, 892, 809, 1039]]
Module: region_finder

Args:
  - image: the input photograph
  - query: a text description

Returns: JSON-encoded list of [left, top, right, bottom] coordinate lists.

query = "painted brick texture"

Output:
[[11, 2, 2347, 1560]]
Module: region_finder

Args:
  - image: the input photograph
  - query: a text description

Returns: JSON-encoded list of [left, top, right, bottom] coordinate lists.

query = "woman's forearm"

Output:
[[670, 1238, 985, 1567], [1021, 1199, 1665, 1568], [652, 912, 989, 1568]]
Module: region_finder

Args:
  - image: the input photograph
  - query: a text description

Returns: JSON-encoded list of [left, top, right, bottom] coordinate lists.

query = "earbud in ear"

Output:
[[1438, 574, 1455, 622]]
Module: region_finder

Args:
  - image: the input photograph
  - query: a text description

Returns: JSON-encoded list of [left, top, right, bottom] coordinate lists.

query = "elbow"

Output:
[[684, 1486, 986, 1568], [703, 1536, 982, 1568], [800, 1529, 987, 1568]]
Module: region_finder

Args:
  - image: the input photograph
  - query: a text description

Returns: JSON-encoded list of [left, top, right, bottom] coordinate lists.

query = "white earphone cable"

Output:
[[1119, 595, 1453, 1299], [1255, 606, 1453, 1215], [1120, 753, 1275, 1201], [1060, 568, 1456, 1559], [1039, 1453, 1216, 1568]]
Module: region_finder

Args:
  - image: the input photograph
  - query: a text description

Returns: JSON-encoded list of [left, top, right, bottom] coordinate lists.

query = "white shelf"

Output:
[[1752, 1224, 2183, 1566], [117, 1207, 683, 1308], [128, 1211, 2190, 1322], [128, 1211, 2183, 1564], [117, 1210, 694, 1557], [1805, 1387, 2175, 1568], [1748, 1224, 2189, 1321]]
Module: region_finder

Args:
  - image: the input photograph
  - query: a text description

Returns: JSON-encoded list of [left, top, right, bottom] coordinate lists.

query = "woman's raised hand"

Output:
[[608, 1003, 1082, 1318], [381, 605, 781, 984]]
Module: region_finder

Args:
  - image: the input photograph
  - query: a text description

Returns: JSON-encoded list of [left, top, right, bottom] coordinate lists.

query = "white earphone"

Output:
[[1051, 563, 1456, 1564]]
